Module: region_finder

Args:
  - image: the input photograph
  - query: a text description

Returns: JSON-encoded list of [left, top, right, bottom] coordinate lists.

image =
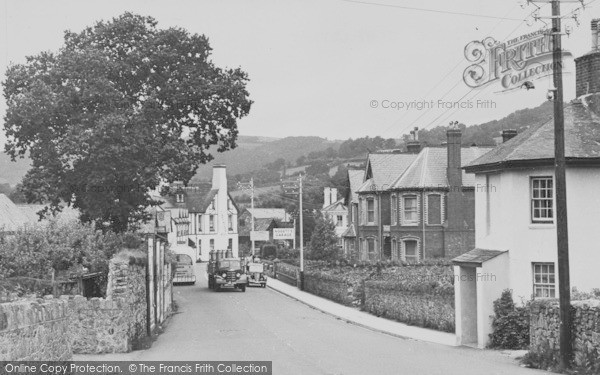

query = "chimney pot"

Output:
[[502, 129, 518, 143]]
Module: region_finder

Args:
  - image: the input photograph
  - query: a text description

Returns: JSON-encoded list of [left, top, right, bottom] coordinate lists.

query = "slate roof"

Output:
[[161, 184, 221, 213], [452, 248, 507, 266], [465, 97, 600, 171], [392, 147, 492, 189], [348, 169, 365, 203], [238, 218, 276, 236], [17, 204, 80, 223], [357, 153, 418, 192]]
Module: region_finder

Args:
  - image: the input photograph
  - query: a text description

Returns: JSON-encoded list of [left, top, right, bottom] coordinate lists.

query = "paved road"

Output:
[[81, 263, 549, 375]]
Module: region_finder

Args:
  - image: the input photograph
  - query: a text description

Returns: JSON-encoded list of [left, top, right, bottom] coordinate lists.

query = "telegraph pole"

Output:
[[237, 178, 256, 256], [550, 0, 572, 367], [299, 174, 304, 290], [250, 177, 255, 256]]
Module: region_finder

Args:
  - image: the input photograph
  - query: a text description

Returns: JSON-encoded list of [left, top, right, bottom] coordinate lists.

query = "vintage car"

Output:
[[173, 254, 196, 285], [246, 261, 267, 287], [208, 257, 248, 292]]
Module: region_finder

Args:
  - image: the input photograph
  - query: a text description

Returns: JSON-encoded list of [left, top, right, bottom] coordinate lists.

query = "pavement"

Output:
[[265, 276, 458, 347]]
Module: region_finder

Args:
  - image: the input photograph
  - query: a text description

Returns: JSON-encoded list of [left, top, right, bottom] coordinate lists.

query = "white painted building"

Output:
[[162, 165, 239, 262], [453, 27, 600, 348], [321, 187, 348, 240]]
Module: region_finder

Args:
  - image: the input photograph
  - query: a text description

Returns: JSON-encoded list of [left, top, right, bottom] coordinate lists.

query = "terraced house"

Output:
[[355, 130, 491, 262]]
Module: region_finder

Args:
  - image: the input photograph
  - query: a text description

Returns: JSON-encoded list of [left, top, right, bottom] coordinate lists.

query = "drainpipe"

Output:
[[378, 191, 382, 261]]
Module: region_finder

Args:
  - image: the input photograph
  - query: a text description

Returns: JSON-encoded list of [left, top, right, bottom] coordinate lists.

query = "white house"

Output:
[[321, 187, 348, 242], [453, 24, 600, 348], [163, 165, 239, 262]]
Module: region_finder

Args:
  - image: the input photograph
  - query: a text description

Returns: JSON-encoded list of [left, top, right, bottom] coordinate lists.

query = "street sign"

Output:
[[273, 228, 295, 240], [250, 231, 270, 242]]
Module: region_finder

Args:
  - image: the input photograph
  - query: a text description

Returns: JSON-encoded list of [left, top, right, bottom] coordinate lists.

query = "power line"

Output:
[[340, 0, 525, 21]]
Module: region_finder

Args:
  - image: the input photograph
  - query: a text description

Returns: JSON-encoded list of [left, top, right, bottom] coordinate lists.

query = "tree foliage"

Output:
[[3, 13, 252, 232], [308, 216, 340, 261]]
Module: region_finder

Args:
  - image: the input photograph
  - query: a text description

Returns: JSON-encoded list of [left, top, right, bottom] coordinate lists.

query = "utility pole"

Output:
[[237, 178, 256, 256], [550, 0, 572, 367], [298, 174, 304, 290]]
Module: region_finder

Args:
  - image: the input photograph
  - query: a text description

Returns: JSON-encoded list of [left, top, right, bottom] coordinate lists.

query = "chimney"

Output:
[[446, 127, 462, 190], [502, 129, 518, 143], [575, 19, 600, 98], [446, 126, 463, 235], [211, 165, 227, 191], [323, 187, 332, 208], [331, 188, 338, 203], [406, 141, 421, 153]]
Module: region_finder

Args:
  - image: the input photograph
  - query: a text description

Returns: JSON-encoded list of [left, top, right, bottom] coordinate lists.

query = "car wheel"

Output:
[[240, 285, 246, 292]]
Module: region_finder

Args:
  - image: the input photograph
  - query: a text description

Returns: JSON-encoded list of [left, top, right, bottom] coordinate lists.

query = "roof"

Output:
[[452, 248, 507, 266], [323, 199, 347, 212], [238, 218, 276, 236], [17, 204, 80, 223], [0, 194, 32, 232], [246, 208, 288, 221], [357, 153, 417, 192], [392, 147, 491, 189], [341, 223, 356, 238], [348, 169, 365, 203], [465, 96, 600, 172]]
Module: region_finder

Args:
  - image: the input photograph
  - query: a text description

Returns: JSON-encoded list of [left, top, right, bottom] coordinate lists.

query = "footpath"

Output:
[[266, 276, 458, 347]]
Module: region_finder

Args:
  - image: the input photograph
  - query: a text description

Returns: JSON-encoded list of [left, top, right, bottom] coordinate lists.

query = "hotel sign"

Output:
[[250, 231, 270, 242], [463, 29, 571, 90]]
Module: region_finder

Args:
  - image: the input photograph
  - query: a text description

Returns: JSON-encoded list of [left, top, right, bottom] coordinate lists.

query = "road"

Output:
[[82, 263, 549, 375]]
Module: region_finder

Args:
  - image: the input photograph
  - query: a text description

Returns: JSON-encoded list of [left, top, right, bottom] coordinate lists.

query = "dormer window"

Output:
[[211, 200, 215, 210], [176, 193, 184, 203]]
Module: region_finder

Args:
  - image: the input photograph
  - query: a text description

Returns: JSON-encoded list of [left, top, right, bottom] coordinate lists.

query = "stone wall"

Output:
[[68, 254, 148, 354], [303, 272, 362, 307], [363, 281, 455, 333], [530, 299, 600, 369], [0, 297, 72, 361]]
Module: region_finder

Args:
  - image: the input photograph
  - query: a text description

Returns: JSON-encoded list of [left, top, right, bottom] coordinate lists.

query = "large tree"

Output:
[[3, 13, 252, 232]]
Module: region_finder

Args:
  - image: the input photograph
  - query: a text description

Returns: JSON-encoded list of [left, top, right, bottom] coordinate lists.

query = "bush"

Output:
[[0, 219, 143, 296], [488, 289, 530, 349]]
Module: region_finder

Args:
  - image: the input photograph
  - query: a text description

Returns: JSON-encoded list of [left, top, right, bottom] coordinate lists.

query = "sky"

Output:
[[0, 0, 598, 143]]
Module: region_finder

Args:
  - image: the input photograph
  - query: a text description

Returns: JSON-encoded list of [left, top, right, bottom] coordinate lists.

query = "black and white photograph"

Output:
[[0, 1, 599, 374]]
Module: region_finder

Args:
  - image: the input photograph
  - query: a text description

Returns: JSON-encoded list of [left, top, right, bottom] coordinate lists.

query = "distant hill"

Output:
[[192, 136, 341, 181], [409, 101, 555, 146]]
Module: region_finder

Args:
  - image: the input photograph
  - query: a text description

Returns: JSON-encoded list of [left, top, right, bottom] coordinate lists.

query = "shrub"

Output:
[[0, 219, 143, 296], [488, 289, 530, 349]]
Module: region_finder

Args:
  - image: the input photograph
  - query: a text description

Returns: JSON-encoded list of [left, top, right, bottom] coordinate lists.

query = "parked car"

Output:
[[173, 254, 196, 285]]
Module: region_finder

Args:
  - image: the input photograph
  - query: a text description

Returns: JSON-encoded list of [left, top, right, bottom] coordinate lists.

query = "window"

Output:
[[336, 215, 343, 226], [402, 239, 419, 263], [367, 198, 375, 224], [176, 193, 184, 203], [531, 177, 554, 223], [210, 200, 215, 210], [210, 239, 215, 251], [426, 194, 442, 225], [228, 238, 233, 250], [228, 215, 233, 231], [197, 215, 203, 233], [391, 195, 397, 225], [402, 195, 419, 225], [209, 215, 215, 232], [359, 198, 365, 225], [533, 263, 556, 298], [392, 238, 398, 260], [367, 238, 375, 253]]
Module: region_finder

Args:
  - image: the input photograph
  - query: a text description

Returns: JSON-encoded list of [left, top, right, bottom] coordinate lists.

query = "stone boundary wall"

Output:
[[363, 281, 455, 333], [303, 272, 362, 307], [0, 297, 72, 361], [530, 299, 600, 369], [68, 255, 148, 354]]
